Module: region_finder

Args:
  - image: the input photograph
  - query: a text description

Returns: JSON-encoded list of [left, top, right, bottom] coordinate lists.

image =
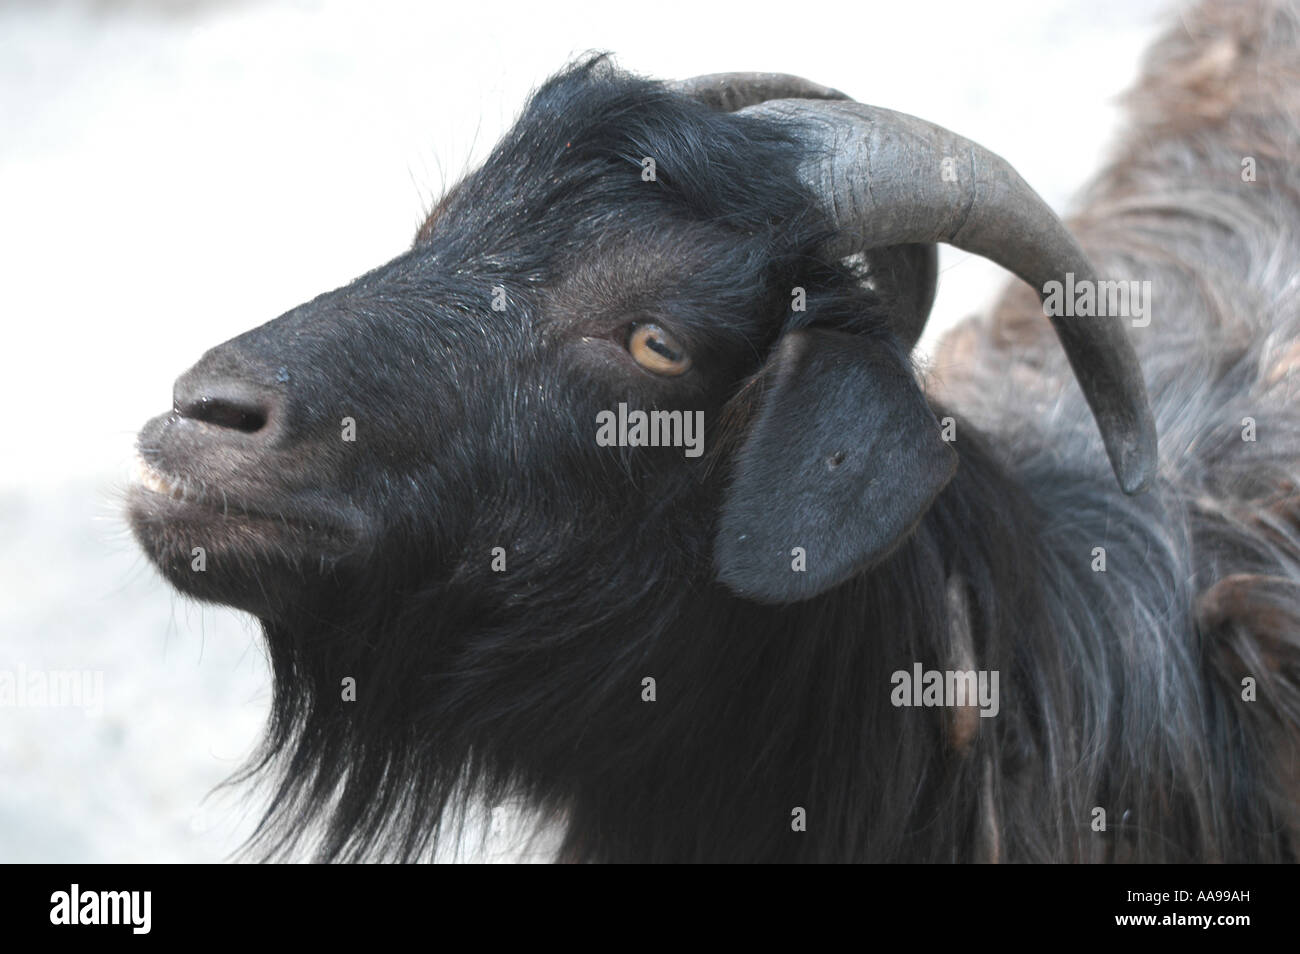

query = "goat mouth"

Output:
[[128, 453, 367, 618], [129, 454, 364, 546], [133, 455, 192, 500]]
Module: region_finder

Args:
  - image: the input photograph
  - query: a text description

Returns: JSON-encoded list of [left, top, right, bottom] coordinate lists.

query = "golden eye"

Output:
[[628, 323, 691, 376]]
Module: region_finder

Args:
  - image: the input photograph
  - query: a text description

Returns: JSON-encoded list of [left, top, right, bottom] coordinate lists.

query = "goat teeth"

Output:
[[134, 456, 174, 496]]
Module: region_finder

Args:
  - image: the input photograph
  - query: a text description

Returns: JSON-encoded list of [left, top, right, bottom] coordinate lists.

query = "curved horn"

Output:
[[731, 98, 1156, 493]]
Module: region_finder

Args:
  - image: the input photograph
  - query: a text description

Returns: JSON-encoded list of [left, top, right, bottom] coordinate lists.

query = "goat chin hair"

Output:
[[152, 0, 1300, 864]]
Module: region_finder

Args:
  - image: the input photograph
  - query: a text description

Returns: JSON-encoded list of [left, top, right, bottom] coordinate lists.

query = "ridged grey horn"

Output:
[[672, 73, 1158, 494]]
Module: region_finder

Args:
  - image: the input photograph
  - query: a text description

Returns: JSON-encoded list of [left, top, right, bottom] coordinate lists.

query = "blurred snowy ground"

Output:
[[0, 0, 1176, 861]]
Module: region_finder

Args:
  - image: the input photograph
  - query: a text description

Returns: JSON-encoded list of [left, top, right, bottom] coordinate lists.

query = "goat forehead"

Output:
[[545, 229, 737, 316], [406, 210, 769, 346]]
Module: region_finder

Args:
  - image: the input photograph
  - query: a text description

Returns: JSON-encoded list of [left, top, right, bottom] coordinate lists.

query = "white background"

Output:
[[0, 0, 1176, 861]]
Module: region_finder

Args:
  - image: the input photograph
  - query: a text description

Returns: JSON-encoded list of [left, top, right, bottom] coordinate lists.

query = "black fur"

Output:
[[130, 16, 1300, 864]]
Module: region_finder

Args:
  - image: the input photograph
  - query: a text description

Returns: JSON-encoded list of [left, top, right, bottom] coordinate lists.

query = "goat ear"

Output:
[[715, 328, 957, 603]]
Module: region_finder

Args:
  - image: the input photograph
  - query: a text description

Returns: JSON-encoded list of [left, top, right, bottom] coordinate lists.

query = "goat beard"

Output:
[[232, 514, 715, 862], [232, 526, 987, 864]]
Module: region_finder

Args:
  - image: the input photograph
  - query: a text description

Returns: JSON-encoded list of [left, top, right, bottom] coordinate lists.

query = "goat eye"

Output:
[[627, 323, 691, 376]]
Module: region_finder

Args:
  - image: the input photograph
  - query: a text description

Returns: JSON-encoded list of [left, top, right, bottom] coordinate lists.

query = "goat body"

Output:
[[128, 0, 1300, 862]]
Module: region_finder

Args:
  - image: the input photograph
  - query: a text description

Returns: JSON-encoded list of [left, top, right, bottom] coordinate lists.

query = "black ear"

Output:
[[715, 328, 957, 603]]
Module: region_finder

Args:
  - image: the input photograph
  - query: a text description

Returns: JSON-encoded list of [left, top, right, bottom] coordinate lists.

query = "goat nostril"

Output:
[[179, 395, 269, 433]]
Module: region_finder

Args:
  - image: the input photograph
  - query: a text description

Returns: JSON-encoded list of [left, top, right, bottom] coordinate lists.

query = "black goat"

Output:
[[129, 0, 1300, 862]]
